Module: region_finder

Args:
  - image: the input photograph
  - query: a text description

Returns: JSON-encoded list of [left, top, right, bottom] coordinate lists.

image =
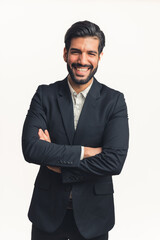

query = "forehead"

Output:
[[69, 37, 99, 52]]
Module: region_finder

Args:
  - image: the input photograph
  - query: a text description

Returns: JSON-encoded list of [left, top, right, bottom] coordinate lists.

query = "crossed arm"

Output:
[[38, 128, 102, 173], [22, 86, 129, 183]]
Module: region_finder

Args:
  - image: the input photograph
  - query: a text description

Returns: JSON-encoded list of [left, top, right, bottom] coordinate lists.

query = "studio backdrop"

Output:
[[0, 0, 160, 239]]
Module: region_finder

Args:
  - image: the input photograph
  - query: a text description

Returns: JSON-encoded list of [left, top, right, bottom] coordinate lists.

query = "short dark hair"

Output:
[[64, 20, 105, 54]]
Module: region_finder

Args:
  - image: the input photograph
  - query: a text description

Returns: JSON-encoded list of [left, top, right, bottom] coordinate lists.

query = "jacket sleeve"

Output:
[[61, 93, 129, 183], [22, 85, 81, 167]]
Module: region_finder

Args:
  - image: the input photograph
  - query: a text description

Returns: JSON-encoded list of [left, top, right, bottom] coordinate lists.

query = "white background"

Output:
[[0, 0, 160, 239]]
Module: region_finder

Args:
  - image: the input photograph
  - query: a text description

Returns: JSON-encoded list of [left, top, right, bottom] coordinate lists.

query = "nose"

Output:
[[77, 53, 88, 65]]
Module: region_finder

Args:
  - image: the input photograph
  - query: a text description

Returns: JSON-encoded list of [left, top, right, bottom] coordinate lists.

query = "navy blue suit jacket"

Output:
[[22, 77, 129, 239]]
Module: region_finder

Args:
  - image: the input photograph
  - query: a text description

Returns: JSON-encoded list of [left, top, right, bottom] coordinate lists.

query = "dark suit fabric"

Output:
[[22, 77, 129, 239], [31, 209, 108, 240]]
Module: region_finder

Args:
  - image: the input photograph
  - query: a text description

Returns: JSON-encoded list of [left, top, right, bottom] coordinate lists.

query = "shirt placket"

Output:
[[73, 92, 82, 130]]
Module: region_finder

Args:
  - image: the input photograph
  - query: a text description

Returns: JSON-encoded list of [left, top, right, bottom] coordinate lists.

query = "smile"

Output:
[[73, 67, 90, 76], [76, 68, 89, 72]]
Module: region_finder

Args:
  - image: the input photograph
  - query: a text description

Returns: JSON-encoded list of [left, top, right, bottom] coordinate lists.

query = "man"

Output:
[[22, 20, 129, 240]]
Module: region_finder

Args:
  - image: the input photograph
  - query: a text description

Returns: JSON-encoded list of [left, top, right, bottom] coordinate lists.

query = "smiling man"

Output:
[[22, 21, 129, 240], [65, 36, 101, 87]]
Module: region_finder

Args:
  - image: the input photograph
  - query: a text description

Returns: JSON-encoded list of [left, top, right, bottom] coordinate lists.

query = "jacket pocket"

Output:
[[94, 182, 114, 195]]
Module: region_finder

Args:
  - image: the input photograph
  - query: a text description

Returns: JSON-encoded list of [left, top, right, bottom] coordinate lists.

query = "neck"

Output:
[[68, 75, 93, 94]]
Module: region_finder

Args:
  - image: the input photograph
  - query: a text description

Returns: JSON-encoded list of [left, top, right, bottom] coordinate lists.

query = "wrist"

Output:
[[84, 147, 90, 158]]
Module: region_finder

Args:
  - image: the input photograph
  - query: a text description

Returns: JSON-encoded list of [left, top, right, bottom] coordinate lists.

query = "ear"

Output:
[[63, 47, 68, 62], [99, 52, 103, 61]]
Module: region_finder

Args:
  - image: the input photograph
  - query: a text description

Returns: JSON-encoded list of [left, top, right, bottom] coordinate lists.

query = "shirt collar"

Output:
[[67, 77, 93, 98]]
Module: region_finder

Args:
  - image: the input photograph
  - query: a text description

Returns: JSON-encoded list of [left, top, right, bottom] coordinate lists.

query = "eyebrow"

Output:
[[89, 50, 98, 55], [70, 48, 98, 55]]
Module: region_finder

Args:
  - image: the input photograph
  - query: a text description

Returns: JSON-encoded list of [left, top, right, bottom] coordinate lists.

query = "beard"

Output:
[[67, 63, 98, 85]]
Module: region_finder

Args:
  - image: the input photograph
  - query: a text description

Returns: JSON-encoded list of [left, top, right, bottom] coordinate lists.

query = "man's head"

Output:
[[63, 20, 105, 85]]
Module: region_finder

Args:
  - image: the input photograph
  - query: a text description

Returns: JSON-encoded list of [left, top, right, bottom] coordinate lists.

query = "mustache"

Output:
[[72, 63, 93, 69]]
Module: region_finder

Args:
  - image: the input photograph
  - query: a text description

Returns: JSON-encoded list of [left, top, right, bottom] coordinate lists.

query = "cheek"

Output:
[[91, 60, 99, 69], [67, 55, 77, 65], [88, 56, 99, 67]]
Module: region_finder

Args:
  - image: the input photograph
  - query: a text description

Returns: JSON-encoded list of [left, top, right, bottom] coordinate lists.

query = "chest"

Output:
[[43, 94, 112, 147]]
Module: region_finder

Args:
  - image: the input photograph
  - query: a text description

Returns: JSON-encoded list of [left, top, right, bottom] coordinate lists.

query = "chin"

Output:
[[72, 76, 92, 85]]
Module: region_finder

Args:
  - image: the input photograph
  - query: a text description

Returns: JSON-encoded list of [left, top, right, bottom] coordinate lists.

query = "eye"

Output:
[[88, 52, 96, 56]]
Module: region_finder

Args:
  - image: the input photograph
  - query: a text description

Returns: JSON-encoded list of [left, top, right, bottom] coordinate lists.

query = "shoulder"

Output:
[[95, 79, 124, 102], [95, 79, 127, 112], [38, 79, 65, 91], [36, 79, 66, 96], [100, 82, 122, 98]]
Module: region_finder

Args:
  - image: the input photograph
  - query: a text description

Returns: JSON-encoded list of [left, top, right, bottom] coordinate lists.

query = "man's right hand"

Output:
[[84, 147, 102, 158], [38, 129, 61, 173]]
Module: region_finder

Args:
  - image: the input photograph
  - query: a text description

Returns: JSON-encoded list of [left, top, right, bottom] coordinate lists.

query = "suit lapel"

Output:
[[73, 78, 102, 144], [57, 78, 75, 145], [57, 77, 102, 145]]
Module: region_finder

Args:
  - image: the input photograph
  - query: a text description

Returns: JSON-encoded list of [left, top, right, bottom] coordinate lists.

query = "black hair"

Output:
[[64, 20, 105, 54]]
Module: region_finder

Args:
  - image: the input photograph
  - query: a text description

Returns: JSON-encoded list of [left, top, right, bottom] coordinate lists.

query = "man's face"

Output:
[[63, 37, 103, 85]]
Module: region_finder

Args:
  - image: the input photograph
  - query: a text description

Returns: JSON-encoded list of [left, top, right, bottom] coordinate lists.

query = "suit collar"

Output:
[[58, 77, 101, 99], [67, 77, 94, 99]]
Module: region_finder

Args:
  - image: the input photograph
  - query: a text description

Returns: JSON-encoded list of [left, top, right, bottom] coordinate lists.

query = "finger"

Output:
[[45, 129, 49, 137], [38, 129, 43, 139], [38, 129, 44, 138], [45, 130, 51, 142], [47, 166, 61, 173], [38, 129, 47, 141], [41, 129, 48, 140], [44, 129, 51, 142], [44, 129, 50, 139]]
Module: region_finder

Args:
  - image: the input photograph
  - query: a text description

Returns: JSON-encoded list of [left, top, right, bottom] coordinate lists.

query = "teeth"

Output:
[[77, 68, 88, 72]]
